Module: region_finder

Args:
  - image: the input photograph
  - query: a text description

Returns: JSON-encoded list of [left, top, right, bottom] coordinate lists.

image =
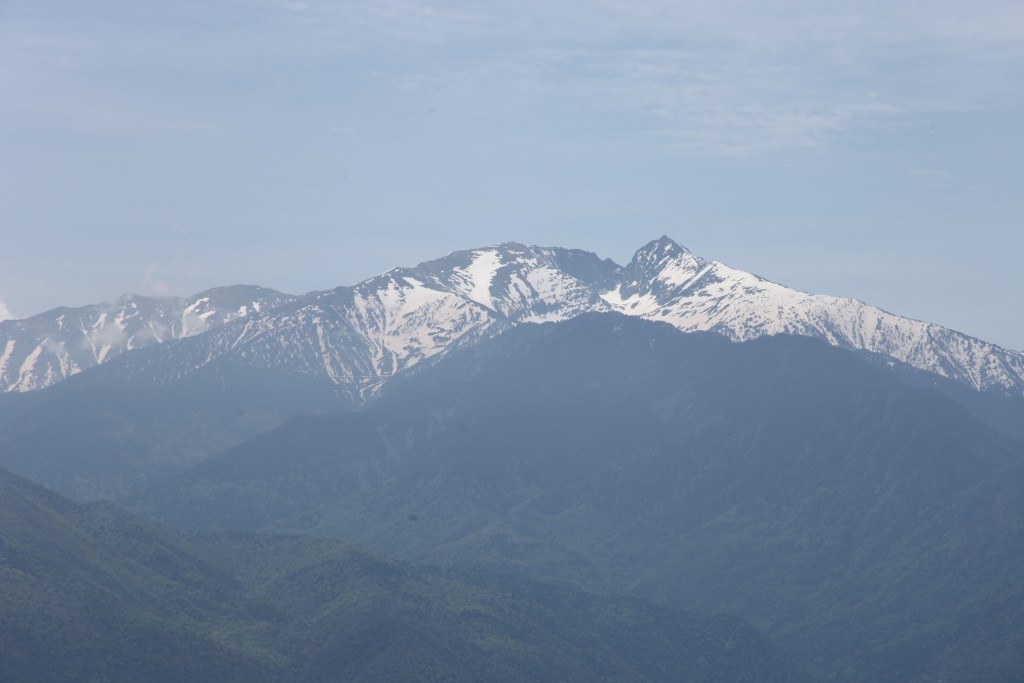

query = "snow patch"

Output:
[[0, 339, 14, 378], [657, 258, 705, 287], [454, 250, 503, 310], [17, 343, 44, 389], [601, 287, 661, 316]]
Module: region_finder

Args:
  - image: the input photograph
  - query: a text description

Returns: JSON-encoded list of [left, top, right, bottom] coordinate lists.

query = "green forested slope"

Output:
[[0, 465, 803, 682]]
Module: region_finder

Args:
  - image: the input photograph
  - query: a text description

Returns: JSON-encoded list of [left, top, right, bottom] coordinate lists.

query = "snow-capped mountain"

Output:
[[89, 244, 620, 400], [0, 286, 295, 392], [415, 242, 620, 323], [603, 237, 1024, 394], [4, 237, 1023, 397]]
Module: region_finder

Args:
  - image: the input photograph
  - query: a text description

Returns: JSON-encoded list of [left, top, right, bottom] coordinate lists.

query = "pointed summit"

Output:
[[641, 234, 684, 253], [630, 236, 702, 269], [609, 236, 708, 304]]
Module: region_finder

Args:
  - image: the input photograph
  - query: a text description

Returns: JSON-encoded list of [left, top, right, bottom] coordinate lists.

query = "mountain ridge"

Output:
[[4, 237, 1022, 397], [0, 285, 296, 392]]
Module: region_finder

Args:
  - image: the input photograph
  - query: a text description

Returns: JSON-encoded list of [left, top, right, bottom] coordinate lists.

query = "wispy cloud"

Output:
[[4, 0, 1023, 155], [0, 297, 14, 322], [301, 0, 1024, 155], [571, 48, 902, 154], [141, 264, 173, 296]]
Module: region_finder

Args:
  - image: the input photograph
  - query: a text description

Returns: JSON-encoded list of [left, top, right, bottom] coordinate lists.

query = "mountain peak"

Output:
[[613, 236, 707, 297], [630, 236, 703, 271], [653, 234, 683, 248], [494, 240, 530, 251]]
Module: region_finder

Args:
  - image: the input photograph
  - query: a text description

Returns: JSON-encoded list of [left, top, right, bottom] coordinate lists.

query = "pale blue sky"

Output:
[[2, 1, 1022, 348]]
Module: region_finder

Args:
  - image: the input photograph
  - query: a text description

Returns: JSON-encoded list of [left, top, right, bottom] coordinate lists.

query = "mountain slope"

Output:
[[0, 362, 349, 500], [0, 285, 295, 392], [135, 314, 1024, 682], [0, 464, 275, 682], [0, 464, 804, 683]]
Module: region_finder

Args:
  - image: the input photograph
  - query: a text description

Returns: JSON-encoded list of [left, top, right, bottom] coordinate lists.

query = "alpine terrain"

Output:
[[5, 237, 1021, 401], [0, 285, 295, 392]]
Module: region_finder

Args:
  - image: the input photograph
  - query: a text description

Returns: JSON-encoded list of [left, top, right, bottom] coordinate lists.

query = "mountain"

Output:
[[605, 237, 1024, 395], [0, 285, 295, 392], [134, 314, 1024, 682], [0, 463, 805, 682], [6, 238, 1022, 400], [0, 248, 579, 500], [3, 238, 1020, 502], [75, 243, 619, 402]]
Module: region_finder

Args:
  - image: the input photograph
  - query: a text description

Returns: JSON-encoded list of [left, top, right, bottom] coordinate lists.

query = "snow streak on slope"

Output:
[[452, 250, 503, 310], [0, 286, 295, 392], [437, 244, 616, 323], [99, 271, 508, 401]]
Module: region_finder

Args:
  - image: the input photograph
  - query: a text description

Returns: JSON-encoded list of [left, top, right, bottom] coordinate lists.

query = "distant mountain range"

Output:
[[4, 236, 1023, 397]]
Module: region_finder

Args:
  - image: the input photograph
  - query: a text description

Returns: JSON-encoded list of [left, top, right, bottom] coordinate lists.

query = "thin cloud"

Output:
[[5, 0, 1023, 156], [332, 1, 1023, 155], [142, 264, 173, 296]]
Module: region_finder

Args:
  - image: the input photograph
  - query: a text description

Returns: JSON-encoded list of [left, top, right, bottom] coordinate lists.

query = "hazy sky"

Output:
[[2, 1, 1022, 348]]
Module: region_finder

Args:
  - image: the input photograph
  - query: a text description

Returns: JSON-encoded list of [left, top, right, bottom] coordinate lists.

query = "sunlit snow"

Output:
[[2, 240, 1023, 396], [453, 250, 502, 310]]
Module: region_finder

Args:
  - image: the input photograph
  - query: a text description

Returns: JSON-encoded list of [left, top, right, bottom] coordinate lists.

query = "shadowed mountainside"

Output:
[[135, 314, 1024, 682]]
